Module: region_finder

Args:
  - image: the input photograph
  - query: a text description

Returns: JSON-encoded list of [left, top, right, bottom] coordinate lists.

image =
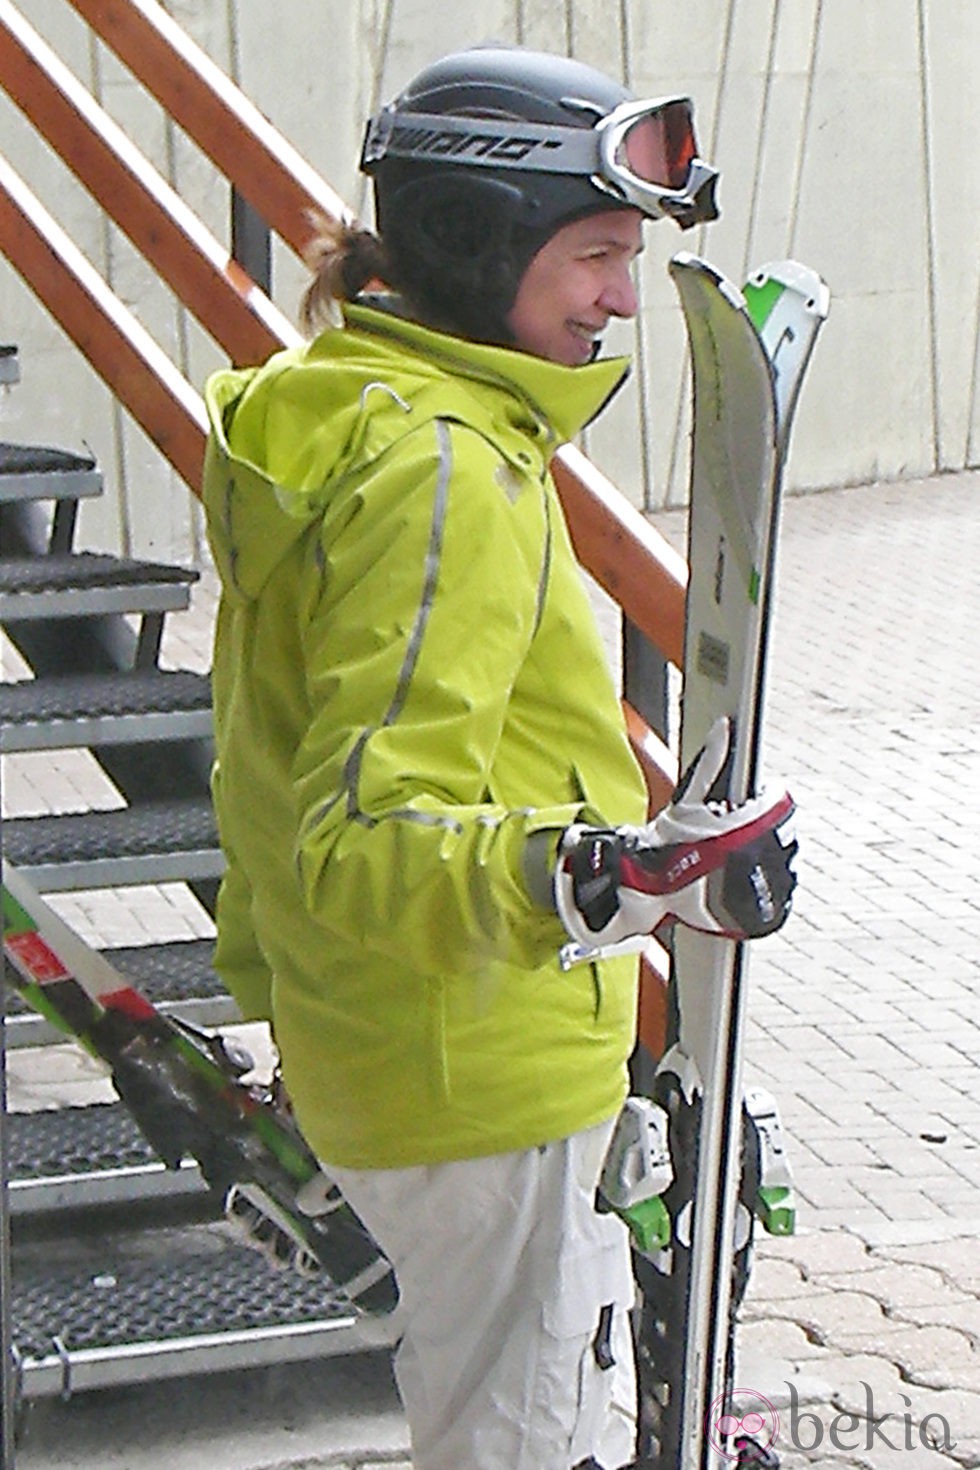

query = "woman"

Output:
[[202, 45, 795, 1470]]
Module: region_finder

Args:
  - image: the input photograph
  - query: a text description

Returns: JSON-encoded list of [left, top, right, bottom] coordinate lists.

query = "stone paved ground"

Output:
[[713, 472, 979, 1470], [3, 470, 979, 1469]]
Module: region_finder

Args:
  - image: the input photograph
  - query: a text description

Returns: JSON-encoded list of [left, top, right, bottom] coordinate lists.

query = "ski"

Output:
[[626, 256, 829, 1469], [1, 860, 396, 1314]]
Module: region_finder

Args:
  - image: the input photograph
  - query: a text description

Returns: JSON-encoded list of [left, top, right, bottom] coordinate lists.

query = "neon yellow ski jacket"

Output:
[[202, 302, 648, 1169]]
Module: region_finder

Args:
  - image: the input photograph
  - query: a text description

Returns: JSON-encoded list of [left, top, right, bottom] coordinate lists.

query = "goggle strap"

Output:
[[362, 107, 601, 175]]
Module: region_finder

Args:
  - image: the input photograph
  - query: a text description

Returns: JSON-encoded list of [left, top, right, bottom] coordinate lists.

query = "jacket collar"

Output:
[[343, 299, 630, 444]]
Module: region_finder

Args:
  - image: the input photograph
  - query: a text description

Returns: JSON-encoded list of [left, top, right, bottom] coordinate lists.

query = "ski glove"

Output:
[[554, 717, 797, 951]]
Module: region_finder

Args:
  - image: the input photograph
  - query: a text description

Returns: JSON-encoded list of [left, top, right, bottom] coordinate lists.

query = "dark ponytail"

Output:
[[299, 213, 394, 333]]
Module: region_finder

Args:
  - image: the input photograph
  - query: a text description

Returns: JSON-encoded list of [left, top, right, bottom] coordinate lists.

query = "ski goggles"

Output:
[[361, 95, 719, 229]]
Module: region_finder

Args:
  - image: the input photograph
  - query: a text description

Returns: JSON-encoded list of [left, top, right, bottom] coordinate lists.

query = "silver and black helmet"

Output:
[[360, 45, 719, 343]]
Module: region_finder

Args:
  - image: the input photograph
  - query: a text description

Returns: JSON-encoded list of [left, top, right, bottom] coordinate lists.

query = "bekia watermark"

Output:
[[706, 1389, 780, 1462], [707, 1383, 956, 1459]]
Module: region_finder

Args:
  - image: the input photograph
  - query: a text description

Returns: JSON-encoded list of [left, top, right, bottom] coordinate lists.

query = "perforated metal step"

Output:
[[11, 1231, 378, 1398], [5, 937, 234, 1046], [0, 552, 196, 621], [0, 668, 212, 751], [6, 1102, 204, 1212], [1, 797, 223, 891], [0, 442, 102, 504]]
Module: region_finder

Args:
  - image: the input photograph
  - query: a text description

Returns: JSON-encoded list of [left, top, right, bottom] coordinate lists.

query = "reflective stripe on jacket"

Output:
[[202, 302, 648, 1168]]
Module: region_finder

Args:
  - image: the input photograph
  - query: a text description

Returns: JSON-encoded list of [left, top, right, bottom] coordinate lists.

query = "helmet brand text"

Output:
[[387, 123, 564, 164]]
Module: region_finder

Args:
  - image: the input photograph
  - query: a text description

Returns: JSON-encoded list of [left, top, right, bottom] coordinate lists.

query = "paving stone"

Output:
[[808, 1135, 895, 1170], [788, 1350, 906, 1406], [811, 1263, 973, 1312], [864, 1136, 968, 1180], [852, 1180, 961, 1224], [907, 1358, 980, 1398], [840, 1324, 977, 1382], [745, 1254, 810, 1301], [855, 1219, 977, 1250], [739, 1315, 831, 1364], [798, 1204, 897, 1235], [766, 1230, 878, 1278], [890, 1298, 980, 1348], [735, 1345, 843, 1410], [877, 1241, 980, 1294], [747, 1291, 978, 1395], [760, 1290, 892, 1347]]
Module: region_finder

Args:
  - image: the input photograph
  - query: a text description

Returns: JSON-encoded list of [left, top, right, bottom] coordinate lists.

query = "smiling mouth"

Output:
[[567, 322, 606, 358], [569, 321, 605, 343]]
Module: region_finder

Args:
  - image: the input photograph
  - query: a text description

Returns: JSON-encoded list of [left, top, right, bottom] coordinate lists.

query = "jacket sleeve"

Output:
[[291, 418, 584, 976]]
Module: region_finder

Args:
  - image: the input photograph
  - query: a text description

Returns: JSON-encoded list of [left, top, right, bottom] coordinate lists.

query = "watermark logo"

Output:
[[706, 1388, 779, 1462], [706, 1383, 956, 1458]]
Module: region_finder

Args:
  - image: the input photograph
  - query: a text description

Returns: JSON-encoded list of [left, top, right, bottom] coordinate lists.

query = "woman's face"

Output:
[[505, 208, 644, 366]]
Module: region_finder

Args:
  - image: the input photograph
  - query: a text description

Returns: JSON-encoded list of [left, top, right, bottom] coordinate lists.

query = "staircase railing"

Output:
[[0, 0, 685, 1035]]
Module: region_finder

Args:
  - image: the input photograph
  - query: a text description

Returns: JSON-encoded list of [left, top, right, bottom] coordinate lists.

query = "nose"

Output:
[[599, 265, 638, 320]]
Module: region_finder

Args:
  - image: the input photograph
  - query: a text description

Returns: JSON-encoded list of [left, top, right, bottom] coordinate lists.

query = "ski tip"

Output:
[[745, 260, 831, 320], [669, 249, 702, 273], [668, 253, 747, 313]]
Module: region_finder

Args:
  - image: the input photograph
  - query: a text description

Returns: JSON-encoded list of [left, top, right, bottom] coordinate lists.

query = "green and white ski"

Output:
[[1, 860, 396, 1314], [631, 256, 828, 1469]]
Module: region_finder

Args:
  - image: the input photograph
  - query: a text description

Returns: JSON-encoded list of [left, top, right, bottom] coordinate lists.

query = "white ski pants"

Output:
[[328, 1118, 637, 1470]]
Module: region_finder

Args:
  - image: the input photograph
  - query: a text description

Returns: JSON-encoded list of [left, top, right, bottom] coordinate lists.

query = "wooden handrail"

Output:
[[67, 0, 350, 257], [0, 1, 298, 368], [622, 702, 677, 812], [555, 444, 687, 670], [0, 154, 208, 489]]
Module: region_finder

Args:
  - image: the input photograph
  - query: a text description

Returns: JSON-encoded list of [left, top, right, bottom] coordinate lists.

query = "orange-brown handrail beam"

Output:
[[67, 0, 351, 258], [0, 0, 298, 368], [0, 154, 208, 490], [622, 702, 677, 813], [555, 444, 687, 670]]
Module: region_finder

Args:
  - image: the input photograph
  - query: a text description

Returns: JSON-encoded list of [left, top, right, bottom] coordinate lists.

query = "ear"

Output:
[[386, 173, 526, 264]]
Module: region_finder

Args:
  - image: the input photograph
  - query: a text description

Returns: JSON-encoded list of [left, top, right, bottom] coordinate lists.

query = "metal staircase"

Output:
[[0, 348, 391, 1407]]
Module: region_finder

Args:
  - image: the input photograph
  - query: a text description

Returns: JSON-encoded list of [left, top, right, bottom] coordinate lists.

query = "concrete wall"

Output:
[[0, 0, 977, 562]]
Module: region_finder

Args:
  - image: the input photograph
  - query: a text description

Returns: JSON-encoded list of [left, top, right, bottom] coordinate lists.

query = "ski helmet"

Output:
[[360, 45, 719, 343]]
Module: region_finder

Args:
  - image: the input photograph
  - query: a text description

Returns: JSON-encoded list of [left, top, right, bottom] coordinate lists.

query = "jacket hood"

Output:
[[202, 300, 629, 602]]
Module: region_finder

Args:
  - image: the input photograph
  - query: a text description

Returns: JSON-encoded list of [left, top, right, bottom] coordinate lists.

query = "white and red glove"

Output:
[[555, 717, 797, 952]]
